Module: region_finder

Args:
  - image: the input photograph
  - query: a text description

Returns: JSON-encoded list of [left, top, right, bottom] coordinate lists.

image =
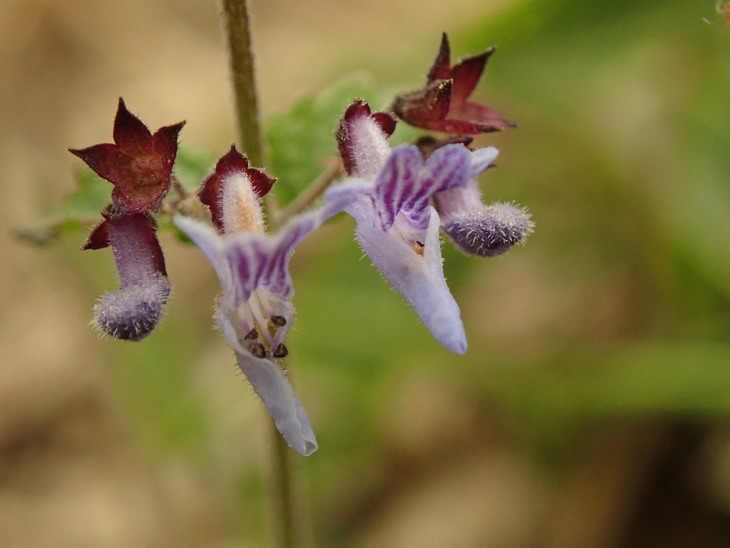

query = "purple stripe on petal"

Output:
[[402, 144, 471, 222], [374, 145, 422, 230], [226, 239, 269, 304], [258, 240, 279, 292], [224, 245, 251, 305], [401, 208, 431, 231], [266, 211, 322, 298], [423, 144, 472, 193]]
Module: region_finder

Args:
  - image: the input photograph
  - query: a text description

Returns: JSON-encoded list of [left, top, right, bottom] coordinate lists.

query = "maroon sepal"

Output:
[[82, 218, 111, 250], [198, 145, 276, 232], [392, 33, 515, 135], [69, 98, 185, 214], [81, 207, 166, 274], [336, 99, 397, 175]]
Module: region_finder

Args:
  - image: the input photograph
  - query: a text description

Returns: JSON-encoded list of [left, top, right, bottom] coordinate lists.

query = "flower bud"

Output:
[[94, 276, 170, 341], [85, 213, 170, 340], [434, 180, 533, 257], [336, 99, 396, 178]]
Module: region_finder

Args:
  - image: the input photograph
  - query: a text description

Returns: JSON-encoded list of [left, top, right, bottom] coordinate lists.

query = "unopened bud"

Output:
[[85, 213, 170, 340], [434, 180, 533, 257], [94, 277, 170, 341], [442, 203, 532, 257]]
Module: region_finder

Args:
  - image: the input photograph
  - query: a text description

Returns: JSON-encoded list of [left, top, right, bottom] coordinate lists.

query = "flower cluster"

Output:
[[327, 95, 531, 356], [69, 34, 532, 456], [70, 99, 184, 341]]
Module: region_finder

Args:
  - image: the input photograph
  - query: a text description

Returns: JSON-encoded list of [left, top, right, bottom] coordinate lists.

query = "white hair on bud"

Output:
[[92, 276, 171, 341], [442, 202, 533, 257]]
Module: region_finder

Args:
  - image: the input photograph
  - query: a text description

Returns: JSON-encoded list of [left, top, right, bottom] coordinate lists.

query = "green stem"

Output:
[[220, 0, 264, 168], [269, 425, 296, 547]]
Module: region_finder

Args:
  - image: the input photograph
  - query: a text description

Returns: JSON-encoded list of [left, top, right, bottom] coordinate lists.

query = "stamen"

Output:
[[250, 342, 267, 358], [248, 292, 276, 346], [270, 315, 287, 327], [410, 240, 425, 256], [244, 328, 258, 340], [273, 344, 289, 359]]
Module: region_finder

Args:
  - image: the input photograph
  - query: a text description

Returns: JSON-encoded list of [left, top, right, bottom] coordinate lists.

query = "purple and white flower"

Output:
[[175, 146, 353, 456], [327, 100, 501, 354]]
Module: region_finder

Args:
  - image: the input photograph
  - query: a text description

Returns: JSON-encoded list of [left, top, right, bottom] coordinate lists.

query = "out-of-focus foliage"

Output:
[[265, 75, 421, 206], [13, 168, 111, 245], [34, 0, 730, 545], [279, 0, 730, 541]]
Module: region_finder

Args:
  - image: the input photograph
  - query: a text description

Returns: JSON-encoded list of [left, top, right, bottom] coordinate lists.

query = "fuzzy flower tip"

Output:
[[328, 100, 499, 353], [175, 146, 356, 456], [392, 33, 515, 135], [84, 213, 170, 341], [429, 144, 534, 257], [69, 98, 185, 214]]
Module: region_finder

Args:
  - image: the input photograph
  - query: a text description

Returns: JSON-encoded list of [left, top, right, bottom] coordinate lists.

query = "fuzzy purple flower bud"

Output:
[[84, 213, 170, 340], [434, 179, 533, 257]]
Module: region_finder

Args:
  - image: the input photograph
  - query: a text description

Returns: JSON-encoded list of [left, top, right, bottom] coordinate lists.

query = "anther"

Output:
[[270, 315, 287, 327], [410, 240, 425, 256], [244, 328, 259, 340], [273, 344, 289, 359], [250, 343, 267, 358]]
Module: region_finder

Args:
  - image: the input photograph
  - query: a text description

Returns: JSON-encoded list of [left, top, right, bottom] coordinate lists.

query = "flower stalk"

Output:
[[218, 1, 302, 544], [220, 0, 265, 169]]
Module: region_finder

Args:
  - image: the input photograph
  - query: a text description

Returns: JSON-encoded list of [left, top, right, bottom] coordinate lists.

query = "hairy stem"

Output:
[[269, 427, 296, 547], [220, 0, 264, 168]]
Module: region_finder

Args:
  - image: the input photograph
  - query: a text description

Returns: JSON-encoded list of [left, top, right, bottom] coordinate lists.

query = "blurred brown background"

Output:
[[3, 0, 730, 547]]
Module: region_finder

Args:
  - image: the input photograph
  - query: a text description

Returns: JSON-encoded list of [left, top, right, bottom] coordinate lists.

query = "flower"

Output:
[[175, 146, 354, 456], [70, 98, 183, 341], [328, 100, 499, 354], [391, 33, 515, 135], [69, 98, 185, 214]]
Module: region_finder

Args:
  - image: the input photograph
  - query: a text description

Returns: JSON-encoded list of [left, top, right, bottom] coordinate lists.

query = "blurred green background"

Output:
[[3, 0, 730, 546]]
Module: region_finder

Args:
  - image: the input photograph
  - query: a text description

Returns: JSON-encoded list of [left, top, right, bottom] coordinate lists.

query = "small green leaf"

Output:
[[13, 168, 111, 246], [64, 168, 114, 216], [266, 74, 381, 206], [174, 145, 216, 192]]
